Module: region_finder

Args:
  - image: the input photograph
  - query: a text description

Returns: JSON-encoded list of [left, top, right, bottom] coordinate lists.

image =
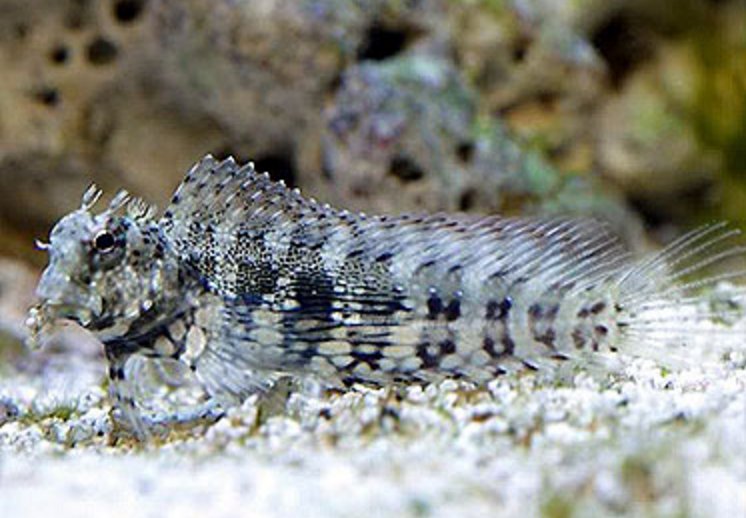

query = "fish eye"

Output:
[[93, 231, 116, 252]]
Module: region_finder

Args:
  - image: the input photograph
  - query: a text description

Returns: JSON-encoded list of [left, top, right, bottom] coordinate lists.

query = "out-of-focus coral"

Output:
[[317, 54, 479, 212], [595, 4, 746, 227], [318, 53, 630, 233]]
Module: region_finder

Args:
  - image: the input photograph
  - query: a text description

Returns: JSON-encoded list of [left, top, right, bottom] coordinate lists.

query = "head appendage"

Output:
[[126, 197, 157, 222], [107, 189, 131, 213], [81, 184, 104, 210], [80, 184, 157, 222]]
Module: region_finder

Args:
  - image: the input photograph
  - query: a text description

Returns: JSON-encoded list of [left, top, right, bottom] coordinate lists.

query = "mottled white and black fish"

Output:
[[26, 155, 746, 437]]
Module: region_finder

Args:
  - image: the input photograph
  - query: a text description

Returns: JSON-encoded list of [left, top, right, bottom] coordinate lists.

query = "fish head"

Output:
[[27, 185, 160, 348]]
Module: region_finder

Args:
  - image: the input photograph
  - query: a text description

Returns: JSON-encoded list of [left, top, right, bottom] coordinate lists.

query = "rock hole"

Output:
[[253, 153, 298, 188], [627, 179, 715, 230], [35, 87, 60, 107], [455, 141, 474, 163], [511, 35, 532, 63], [86, 37, 118, 65], [357, 22, 412, 61], [536, 91, 558, 108], [49, 45, 71, 65], [591, 12, 652, 89], [212, 145, 298, 185], [388, 155, 424, 183], [113, 0, 146, 24], [458, 189, 476, 211]]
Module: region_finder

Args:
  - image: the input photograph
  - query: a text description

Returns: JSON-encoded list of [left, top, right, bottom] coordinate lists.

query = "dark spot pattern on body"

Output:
[[237, 260, 279, 295], [417, 260, 437, 273], [342, 376, 384, 388], [535, 328, 557, 349], [104, 339, 141, 361], [351, 349, 384, 368], [486, 297, 512, 320], [501, 335, 516, 355], [544, 304, 559, 319], [109, 365, 125, 380], [591, 301, 607, 314], [572, 328, 586, 349], [483, 336, 499, 357], [417, 342, 439, 369], [439, 339, 456, 355], [375, 252, 393, 262], [426, 293, 461, 322], [290, 271, 337, 313], [426, 295, 443, 320], [528, 302, 560, 349], [528, 303, 543, 320], [443, 298, 461, 321], [300, 345, 319, 360], [88, 313, 116, 331]]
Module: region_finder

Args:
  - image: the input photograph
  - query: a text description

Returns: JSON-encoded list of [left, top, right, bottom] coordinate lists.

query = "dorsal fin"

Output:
[[159, 156, 632, 299], [331, 213, 631, 295], [160, 155, 328, 260]]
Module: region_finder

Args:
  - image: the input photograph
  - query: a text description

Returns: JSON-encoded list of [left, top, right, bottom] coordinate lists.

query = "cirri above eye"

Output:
[[93, 230, 116, 252]]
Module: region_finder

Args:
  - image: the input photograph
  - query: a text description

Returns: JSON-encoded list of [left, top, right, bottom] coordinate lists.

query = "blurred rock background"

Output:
[[1, 0, 743, 265]]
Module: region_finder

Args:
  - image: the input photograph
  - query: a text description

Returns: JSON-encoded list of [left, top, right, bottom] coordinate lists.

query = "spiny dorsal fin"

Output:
[[160, 156, 633, 299], [160, 155, 326, 260]]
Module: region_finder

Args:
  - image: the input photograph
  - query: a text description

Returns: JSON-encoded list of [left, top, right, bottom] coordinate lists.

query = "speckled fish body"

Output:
[[26, 156, 746, 436]]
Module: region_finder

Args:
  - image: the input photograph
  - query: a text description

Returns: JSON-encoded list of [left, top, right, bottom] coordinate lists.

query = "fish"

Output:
[[25, 155, 746, 437]]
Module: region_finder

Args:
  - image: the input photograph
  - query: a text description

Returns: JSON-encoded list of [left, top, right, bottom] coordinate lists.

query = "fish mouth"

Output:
[[46, 303, 94, 326], [25, 301, 96, 350]]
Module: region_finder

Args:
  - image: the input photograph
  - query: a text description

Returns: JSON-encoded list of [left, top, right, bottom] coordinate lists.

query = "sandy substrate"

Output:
[[1, 347, 745, 518]]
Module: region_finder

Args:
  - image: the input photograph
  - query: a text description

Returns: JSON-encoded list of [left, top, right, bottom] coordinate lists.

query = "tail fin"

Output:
[[613, 223, 746, 366]]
